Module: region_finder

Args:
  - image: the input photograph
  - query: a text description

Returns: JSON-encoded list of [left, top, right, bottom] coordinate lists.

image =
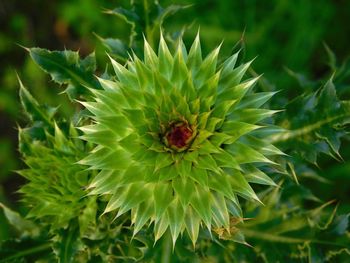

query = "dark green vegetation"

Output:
[[1, 0, 350, 262]]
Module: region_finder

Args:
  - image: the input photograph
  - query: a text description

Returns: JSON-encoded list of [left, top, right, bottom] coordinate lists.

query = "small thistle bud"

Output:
[[79, 32, 283, 247]]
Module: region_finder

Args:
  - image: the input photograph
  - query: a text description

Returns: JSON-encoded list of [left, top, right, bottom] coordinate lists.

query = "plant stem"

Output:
[[0, 243, 51, 262], [269, 114, 347, 143], [161, 230, 172, 263]]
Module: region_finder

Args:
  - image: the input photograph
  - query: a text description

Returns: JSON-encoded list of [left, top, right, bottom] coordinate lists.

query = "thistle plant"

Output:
[[1, 1, 350, 262], [79, 33, 283, 246]]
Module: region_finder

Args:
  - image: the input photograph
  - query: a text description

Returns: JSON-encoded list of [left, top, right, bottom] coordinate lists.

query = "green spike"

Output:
[[190, 185, 212, 231], [184, 206, 201, 248], [187, 31, 202, 73], [172, 177, 195, 207], [158, 32, 173, 78], [167, 198, 185, 248], [220, 51, 239, 79], [109, 55, 139, 87], [143, 36, 159, 68], [132, 200, 154, 236], [211, 192, 230, 230]]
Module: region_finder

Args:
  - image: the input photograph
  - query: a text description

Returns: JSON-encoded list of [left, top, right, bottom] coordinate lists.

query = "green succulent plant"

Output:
[[79, 33, 284, 246]]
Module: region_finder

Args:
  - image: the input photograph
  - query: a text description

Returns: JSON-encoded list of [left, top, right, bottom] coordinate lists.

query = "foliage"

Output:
[[1, 0, 350, 262]]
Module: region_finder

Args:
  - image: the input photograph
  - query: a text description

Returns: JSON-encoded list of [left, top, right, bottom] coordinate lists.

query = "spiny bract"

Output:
[[79, 33, 283, 246]]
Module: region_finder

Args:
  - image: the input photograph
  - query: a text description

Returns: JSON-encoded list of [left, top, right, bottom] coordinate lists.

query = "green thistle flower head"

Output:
[[18, 122, 90, 230], [80, 33, 283, 246]]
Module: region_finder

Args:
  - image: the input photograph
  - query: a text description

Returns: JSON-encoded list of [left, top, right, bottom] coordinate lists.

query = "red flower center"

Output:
[[166, 123, 193, 150]]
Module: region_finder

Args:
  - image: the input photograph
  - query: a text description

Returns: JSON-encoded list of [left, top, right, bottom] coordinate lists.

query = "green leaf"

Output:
[[272, 76, 350, 163], [18, 77, 53, 126], [95, 34, 129, 60], [0, 203, 40, 238], [53, 226, 81, 263], [28, 48, 101, 99], [107, 7, 139, 25]]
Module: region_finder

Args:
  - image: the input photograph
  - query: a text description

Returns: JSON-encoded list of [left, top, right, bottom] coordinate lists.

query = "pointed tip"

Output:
[[86, 182, 96, 190], [241, 27, 246, 41], [171, 237, 177, 252], [99, 208, 109, 218], [92, 32, 103, 42], [131, 230, 137, 241], [106, 52, 114, 62], [194, 30, 201, 45], [249, 56, 258, 64], [142, 32, 147, 42], [218, 40, 224, 49], [251, 192, 264, 206], [191, 240, 196, 250], [159, 30, 165, 41], [16, 43, 30, 52], [158, 31, 170, 54], [143, 34, 152, 49], [16, 73, 24, 88], [153, 236, 160, 247], [196, 27, 201, 38], [243, 241, 254, 248]]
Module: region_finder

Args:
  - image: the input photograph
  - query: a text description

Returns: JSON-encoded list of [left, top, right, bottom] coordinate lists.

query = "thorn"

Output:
[[243, 241, 254, 248], [15, 43, 30, 52]]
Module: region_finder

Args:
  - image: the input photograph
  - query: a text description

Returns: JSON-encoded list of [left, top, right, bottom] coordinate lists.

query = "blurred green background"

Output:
[[1, 0, 349, 241]]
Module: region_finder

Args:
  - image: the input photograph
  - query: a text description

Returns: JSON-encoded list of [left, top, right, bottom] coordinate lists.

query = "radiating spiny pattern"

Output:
[[79, 33, 283, 246]]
